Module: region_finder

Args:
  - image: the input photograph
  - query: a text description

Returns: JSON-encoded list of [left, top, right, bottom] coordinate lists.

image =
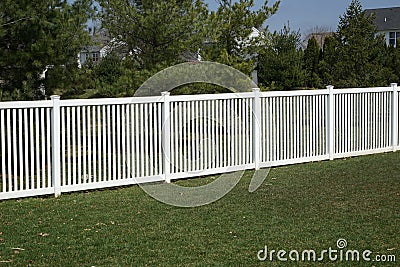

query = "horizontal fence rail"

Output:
[[0, 85, 399, 200]]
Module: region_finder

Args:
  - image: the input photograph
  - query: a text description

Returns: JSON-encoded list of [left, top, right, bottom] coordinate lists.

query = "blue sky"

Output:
[[205, 0, 400, 35]]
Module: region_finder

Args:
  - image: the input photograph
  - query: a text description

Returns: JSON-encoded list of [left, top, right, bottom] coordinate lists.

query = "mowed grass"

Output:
[[0, 152, 399, 266]]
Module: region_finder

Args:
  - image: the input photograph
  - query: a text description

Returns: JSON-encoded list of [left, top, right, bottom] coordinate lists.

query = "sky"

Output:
[[205, 0, 400, 36]]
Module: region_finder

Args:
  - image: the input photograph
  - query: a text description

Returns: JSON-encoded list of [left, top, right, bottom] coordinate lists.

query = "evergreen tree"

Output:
[[201, 0, 279, 75], [334, 0, 388, 87], [0, 0, 94, 100], [257, 25, 305, 90], [97, 0, 280, 95], [386, 44, 400, 83], [99, 0, 207, 71], [304, 36, 321, 88], [318, 35, 338, 86]]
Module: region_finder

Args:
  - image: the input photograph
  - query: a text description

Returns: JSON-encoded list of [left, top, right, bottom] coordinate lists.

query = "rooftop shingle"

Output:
[[365, 7, 400, 31]]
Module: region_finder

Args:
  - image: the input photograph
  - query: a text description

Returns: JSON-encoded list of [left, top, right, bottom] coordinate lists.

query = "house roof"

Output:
[[365, 7, 400, 31], [91, 29, 111, 47]]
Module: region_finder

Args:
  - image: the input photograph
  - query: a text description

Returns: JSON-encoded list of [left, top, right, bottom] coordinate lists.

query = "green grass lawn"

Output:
[[0, 152, 399, 266]]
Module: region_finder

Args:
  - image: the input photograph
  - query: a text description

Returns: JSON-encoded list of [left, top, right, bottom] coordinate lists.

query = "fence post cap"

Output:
[[252, 87, 260, 92], [50, 95, 60, 100], [161, 91, 170, 96], [391, 83, 398, 87]]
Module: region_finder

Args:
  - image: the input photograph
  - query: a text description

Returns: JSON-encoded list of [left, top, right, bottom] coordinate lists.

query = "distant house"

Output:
[[78, 30, 117, 68], [77, 27, 261, 84], [248, 27, 261, 40], [187, 27, 262, 84], [78, 31, 109, 67], [78, 46, 107, 67], [366, 7, 400, 47]]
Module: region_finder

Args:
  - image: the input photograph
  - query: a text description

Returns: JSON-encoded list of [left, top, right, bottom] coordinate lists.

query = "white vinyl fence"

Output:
[[0, 85, 399, 200]]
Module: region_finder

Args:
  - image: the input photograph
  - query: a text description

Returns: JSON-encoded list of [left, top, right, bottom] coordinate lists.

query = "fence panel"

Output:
[[0, 103, 54, 199], [260, 92, 328, 167], [334, 90, 393, 157], [169, 95, 254, 180], [59, 99, 164, 193]]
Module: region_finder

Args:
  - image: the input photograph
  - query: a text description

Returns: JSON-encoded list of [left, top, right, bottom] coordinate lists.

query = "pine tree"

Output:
[[0, 0, 94, 100], [99, 0, 207, 71], [318, 35, 337, 86], [386, 45, 400, 83], [304, 36, 321, 88], [257, 25, 305, 90], [201, 0, 280, 75], [334, 0, 388, 87], [98, 0, 280, 95]]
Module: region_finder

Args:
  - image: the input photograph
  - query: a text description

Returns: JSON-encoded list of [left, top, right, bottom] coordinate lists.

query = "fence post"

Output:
[[51, 95, 62, 197], [161, 92, 171, 183], [327, 85, 335, 160], [391, 83, 398, 151], [253, 88, 261, 170]]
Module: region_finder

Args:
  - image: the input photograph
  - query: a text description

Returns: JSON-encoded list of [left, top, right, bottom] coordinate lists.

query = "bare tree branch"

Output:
[[1, 17, 32, 27]]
